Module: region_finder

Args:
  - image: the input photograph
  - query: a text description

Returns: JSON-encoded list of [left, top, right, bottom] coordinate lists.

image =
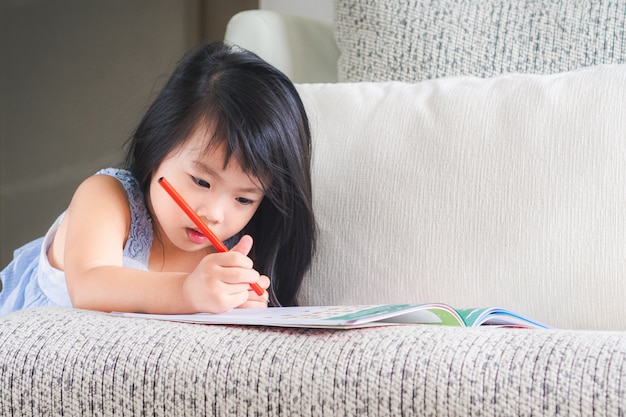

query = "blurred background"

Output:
[[0, 0, 332, 266]]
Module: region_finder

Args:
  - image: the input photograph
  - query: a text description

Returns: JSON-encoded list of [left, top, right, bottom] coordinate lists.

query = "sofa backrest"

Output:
[[335, 0, 626, 83], [296, 65, 626, 331]]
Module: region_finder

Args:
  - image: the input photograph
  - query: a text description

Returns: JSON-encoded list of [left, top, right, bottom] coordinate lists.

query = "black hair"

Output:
[[124, 42, 316, 306]]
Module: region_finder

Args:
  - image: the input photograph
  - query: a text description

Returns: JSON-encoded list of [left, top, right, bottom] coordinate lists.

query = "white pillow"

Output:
[[296, 65, 626, 330]]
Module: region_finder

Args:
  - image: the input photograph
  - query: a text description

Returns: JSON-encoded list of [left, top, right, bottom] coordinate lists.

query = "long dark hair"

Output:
[[124, 42, 316, 306]]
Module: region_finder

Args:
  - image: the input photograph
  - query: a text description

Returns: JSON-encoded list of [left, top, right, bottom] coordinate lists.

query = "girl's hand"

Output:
[[182, 235, 269, 313]]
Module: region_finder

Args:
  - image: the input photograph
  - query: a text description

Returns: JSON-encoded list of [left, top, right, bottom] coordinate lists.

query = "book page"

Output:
[[112, 304, 461, 328], [112, 304, 548, 329], [457, 308, 551, 328]]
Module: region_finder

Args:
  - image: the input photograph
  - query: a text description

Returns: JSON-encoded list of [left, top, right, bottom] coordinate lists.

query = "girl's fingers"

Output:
[[257, 275, 270, 289], [212, 251, 254, 269], [217, 267, 260, 286], [229, 234, 253, 256], [239, 297, 270, 309], [245, 276, 270, 303]]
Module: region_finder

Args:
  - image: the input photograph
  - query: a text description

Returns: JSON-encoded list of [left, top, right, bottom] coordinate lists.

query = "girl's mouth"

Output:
[[186, 228, 208, 244]]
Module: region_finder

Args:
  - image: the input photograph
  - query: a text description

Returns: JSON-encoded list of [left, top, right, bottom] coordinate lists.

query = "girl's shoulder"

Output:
[[91, 168, 152, 262], [88, 168, 144, 211], [94, 168, 139, 193], [71, 170, 129, 207], [71, 168, 150, 241]]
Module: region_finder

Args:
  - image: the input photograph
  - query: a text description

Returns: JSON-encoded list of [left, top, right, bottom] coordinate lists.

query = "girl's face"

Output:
[[149, 126, 264, 254]]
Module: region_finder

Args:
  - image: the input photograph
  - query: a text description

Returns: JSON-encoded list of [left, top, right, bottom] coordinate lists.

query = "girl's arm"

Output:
[[54, 175, 268, 314]]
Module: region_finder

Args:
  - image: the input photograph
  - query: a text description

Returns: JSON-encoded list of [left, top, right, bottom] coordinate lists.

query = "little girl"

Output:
[[0, 42, 316, 314]]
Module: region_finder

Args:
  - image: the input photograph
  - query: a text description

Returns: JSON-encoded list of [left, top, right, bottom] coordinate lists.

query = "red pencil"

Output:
[[157, 177, 265, 296]]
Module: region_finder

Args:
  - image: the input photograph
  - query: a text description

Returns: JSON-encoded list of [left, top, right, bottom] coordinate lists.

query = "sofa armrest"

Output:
[[2, 307, 625, 415], [224, 10, 339, 83]]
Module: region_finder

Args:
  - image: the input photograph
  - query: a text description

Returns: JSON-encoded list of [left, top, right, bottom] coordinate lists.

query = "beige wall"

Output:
[[0, 0, 256, 266]]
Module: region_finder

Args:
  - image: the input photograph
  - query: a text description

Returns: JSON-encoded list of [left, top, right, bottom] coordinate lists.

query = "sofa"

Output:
[[2, 1, 626, 415]]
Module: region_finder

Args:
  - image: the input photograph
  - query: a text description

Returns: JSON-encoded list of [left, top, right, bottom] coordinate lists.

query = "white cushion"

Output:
[[224, 10, 339, 83], [296, 65, 626, 330]]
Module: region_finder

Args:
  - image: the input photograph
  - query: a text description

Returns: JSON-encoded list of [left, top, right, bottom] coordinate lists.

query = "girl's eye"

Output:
[[236, 197, 253, 206], [193, 177, 210, 188]]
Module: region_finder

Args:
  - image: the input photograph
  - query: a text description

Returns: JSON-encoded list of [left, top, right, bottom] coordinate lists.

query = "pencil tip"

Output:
[[157, 177, 164, 183]]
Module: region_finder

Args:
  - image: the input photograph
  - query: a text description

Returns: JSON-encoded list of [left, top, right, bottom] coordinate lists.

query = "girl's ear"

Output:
[[229, 234, 253, 256]]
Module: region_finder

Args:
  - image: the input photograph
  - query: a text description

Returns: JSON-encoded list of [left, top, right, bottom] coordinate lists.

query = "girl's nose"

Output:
[[196, 200, 224, 226]]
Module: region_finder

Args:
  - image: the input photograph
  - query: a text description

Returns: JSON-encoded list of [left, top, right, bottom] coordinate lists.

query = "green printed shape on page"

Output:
[[328, 304, 416, 321], [426, 308, 465, 326], [455, 308, 489, 327]]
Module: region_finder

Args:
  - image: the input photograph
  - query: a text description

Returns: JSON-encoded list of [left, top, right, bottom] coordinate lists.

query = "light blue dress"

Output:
[[0, 168, 153, 315]]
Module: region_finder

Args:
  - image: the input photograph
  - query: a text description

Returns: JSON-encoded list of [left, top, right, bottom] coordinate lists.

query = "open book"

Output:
[[112, 303, 551, 329]]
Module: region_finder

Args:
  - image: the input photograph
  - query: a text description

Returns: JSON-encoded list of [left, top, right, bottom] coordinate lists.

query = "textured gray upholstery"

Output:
[[1, 308, 625, 416], [335, 0, 626, 82]]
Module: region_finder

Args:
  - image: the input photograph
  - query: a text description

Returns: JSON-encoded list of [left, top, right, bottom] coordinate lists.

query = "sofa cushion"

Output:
[[335, 0, 626, 82], [296, 64, 626, 330]]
